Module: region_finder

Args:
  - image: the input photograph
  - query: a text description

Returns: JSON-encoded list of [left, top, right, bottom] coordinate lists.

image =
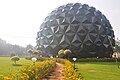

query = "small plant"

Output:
[[58, 49, 64, 55], [1, 59, 56, 80], [64, 49, 72, 59], [58, 49, 73, 59], [11, 56, 20, 64], [13, 59, 56, 80], [58, 49, 65, 58]]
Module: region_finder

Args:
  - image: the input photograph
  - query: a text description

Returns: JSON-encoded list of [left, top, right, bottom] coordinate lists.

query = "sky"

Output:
[[0, 0, 120, 47]]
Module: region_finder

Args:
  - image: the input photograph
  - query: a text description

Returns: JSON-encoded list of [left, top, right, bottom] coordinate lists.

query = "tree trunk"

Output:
[[14, 61, 16, 64]]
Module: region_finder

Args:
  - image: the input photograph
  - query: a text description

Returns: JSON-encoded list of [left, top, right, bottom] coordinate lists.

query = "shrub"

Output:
[[77, 58, 120, 62], [12, 59, 56, 80], [58, 49, 65, 58], [25, 56, 48, 61], [58, 49, 64, 55], [64, 49, 72, 59], [64, 49, 72, 54], [11, 56, 20, 64], [63, 60, 83, 80]]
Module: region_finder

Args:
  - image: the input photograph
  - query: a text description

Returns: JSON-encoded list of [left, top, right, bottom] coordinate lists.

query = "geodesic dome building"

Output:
[[36, 3, 115, 58]]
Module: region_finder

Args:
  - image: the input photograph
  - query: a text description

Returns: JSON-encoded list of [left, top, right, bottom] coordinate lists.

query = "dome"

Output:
[[36, 3, 115, 58]]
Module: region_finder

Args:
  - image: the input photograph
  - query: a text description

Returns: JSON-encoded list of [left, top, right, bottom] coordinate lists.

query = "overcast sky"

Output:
[[0, 0, 120, 47]]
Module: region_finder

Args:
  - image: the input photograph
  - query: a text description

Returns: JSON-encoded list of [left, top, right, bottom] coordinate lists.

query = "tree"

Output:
[[58, 49, 72, 59], [0, 38, 27, 56], [64, 49, 72, 59], [58, 49, 64, 58], [11, 56, 20, 64], [115, 39, 120, 53], [27, 49, 33, 54], [26, 44, 34, 50], [58, 49, 64, 55], [10, 52, 16, 57], [112, 38, 120, 68], [27, 49, 41, 56], [64, 49, 72, 54]]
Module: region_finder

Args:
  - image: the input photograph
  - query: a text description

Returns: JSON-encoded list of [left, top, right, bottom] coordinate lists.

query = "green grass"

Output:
[[0, 57, 33, 77], [1, 57, 120, 80], [76, 62, 120, 80]]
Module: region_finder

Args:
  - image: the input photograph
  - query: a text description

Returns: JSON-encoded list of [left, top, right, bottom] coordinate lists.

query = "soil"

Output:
[[42, 63, 64, 80]]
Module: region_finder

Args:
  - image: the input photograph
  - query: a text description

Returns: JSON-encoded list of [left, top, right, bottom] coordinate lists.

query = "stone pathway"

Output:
[[42, 63, 64, 80]]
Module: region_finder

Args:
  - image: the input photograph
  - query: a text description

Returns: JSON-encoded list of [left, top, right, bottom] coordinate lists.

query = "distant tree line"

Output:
[[0, 38, 34, 56]]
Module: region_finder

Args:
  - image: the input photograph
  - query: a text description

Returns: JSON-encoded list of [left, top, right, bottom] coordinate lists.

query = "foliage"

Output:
[[26, 44, 34, 50], [56, 58, 66, 64], [27, 49, 42, 56], [64, 49, 72, 54], [58, 49, 64, 55], [27, 49, 33, 54], [77, 58, 120, 62], [25, 56, 48, 61], [55, 58, 83, 80], [10, 52, 16, 57], [0, 59, 56, 80], [0, 38, 29, 56], [115, 39, 120, 52], [1, 57, 120, 80], [0, 57, 32, 77], [11, 56, 20, 64], [58, 49, 73, 59], [63, 60, 83, 80], [64, 49, 72, 59]]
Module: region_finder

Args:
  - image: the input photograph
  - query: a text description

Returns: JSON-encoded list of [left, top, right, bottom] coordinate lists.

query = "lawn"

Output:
[[1, 57, 120, 80], [0, 57, 33, 77], [76, 62, 120, 80]]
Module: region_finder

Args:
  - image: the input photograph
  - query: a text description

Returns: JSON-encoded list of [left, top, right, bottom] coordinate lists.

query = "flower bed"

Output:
[[63, 60, 83, 80], [56, 58, 83, 80], [0, 58, 83, 80], [0, 59, 56, 80]]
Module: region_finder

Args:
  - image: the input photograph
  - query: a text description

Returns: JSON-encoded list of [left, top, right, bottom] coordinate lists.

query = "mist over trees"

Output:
[[0, 38, 34, 56]]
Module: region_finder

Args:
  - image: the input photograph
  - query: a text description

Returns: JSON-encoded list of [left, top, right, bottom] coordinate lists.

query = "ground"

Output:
[[1, 57, 120, 80], [42, 63, 64, 80]]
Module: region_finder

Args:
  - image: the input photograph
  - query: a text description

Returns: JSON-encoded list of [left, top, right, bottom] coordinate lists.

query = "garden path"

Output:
[[42, 62, 64, 80]]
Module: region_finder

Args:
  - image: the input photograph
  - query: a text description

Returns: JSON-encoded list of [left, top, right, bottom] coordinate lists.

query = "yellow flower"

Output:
[[35, 75, 38, 79], [4, 77, 12, 80], [0, 75, 3, 77], [32, 71, 34, 74], [28, 70, 31, 72], [20, 77, 25, 80]]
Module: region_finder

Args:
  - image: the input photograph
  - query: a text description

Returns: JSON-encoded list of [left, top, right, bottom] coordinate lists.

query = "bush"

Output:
[[64, 49, 72, 54], [0, 59, 56, 80], [56, 59, 83, 80], [11, 56, 20, 64], [77, 58, 120, 62], [12, 59, 55, 80], [25, 56, 48, 61], [63, 60, 83, 80]]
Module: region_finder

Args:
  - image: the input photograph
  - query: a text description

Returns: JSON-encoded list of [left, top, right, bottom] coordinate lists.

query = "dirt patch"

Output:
[[42, 63, 64, 80]]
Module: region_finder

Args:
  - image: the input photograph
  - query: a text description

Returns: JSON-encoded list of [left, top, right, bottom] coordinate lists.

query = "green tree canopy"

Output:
[[27, 49, 42, 56], [11, 56, 20, 64], [58, 49, 72, 59], [115, 39, 120, 52], [64, 49, 72, 55], [58, 49, 64, 55]]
